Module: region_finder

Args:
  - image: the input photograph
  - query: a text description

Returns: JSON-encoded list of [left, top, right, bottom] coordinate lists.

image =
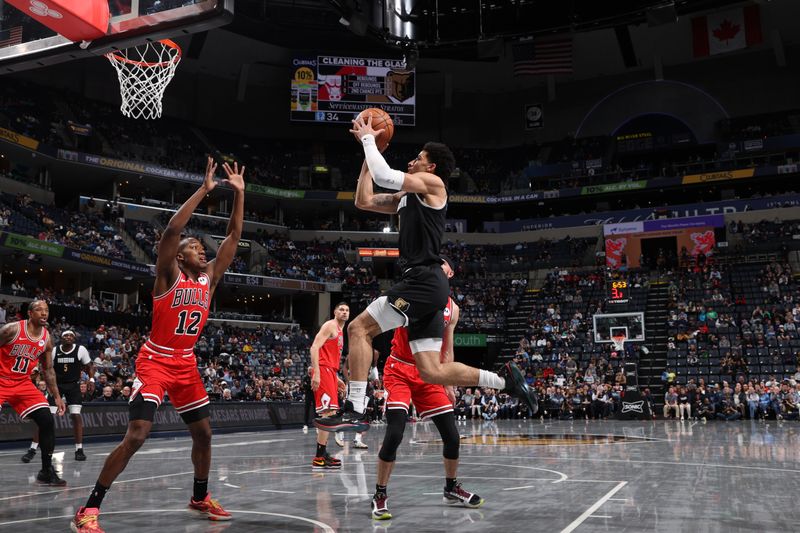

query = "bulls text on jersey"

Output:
[[8, 343, 42, 362], [170, 287, 210, 309]]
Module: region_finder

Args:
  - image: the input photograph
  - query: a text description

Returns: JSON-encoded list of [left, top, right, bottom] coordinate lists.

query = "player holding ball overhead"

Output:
[[315, 110, 537, 434]]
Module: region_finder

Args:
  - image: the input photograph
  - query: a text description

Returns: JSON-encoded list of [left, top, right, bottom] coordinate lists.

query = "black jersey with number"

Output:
[[397, 191, 447, 269], [53, 344, 88, 384]]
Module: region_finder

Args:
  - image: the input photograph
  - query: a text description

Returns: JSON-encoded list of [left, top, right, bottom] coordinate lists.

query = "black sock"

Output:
[[41, 451, 52, 470], [86, 482, 109, 509], [375, 484, 387, 495], [316, 443, 327, 457], [445, 478, 457, 491], [193, 478, 208, 502]]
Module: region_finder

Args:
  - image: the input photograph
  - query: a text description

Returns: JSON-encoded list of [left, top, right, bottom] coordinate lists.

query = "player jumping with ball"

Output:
[[315, 113, 537, 433]]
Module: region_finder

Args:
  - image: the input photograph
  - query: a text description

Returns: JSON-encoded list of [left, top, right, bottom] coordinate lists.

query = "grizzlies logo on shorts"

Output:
[[392, 297, 411, 313]]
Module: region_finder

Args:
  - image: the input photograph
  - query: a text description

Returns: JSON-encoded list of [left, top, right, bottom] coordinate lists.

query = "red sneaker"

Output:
[[189, 493, 232, 521], [70, 507, 104, 533]]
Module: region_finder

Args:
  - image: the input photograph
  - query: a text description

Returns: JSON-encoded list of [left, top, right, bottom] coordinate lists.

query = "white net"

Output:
[[105, 40, 181, 120], [611, 335, 626, 353]]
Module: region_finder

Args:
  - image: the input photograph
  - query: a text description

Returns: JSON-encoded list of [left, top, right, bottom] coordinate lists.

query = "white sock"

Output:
[[30, 442, 38, 450], [76, 444, 83, 451], [478, 370, 506, 390], [354, 433, 363, 443], [347, 381, 368, 414]]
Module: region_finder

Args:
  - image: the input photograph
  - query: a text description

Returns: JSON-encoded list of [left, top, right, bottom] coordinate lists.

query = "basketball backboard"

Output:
[[593, 312, 645, 344], [0, 0, 233, 73]]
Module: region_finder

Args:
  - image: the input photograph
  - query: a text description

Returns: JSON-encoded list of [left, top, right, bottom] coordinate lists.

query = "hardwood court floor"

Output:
[[1, 418, 798, 532]]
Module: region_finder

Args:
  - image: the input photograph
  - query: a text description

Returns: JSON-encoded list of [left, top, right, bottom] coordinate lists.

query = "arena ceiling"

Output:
[[229, 0, 754, 59]]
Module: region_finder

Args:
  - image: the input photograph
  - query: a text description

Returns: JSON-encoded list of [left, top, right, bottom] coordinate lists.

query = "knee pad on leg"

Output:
[[28, 407, 55, 454], [432, 411, 460, 460], [378, 409, 407, 463], [28, 407, 54, 430]]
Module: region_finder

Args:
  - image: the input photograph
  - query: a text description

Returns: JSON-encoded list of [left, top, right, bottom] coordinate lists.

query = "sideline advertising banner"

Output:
[[2, 232, 64, 257], [454, 334, 488, 348], [0, 402, 307, 442], [484, 194, 800, 233], [0, 127, 39, 150], [224, 273, 326, 292], [682, 168, 755, 184]]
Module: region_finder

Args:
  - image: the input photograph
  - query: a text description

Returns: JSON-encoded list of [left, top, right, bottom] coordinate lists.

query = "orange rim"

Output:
[[107, 39, 181, 68]]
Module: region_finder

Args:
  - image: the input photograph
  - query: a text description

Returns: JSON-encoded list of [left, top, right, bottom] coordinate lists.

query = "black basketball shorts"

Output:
[[367, 264, 449, 350], [47, 382, 83, 414]]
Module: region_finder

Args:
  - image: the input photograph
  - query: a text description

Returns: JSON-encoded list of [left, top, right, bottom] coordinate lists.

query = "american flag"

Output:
[[513, 34, 573, 76], [0, 26, 23, 48]]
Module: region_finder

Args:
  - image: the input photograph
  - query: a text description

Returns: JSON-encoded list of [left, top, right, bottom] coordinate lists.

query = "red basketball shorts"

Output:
[[132, 354, 209, 415], [0, 376, 49, 419], [383, 355, 453, 419], [313, 365, 340, 413]]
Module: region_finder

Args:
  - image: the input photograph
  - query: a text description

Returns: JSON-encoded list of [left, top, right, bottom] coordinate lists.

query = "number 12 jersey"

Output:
[[143, 272, 211, 358]]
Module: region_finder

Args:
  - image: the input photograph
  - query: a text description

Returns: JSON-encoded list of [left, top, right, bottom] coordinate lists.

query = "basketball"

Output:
[[356, 108, 394, 150]]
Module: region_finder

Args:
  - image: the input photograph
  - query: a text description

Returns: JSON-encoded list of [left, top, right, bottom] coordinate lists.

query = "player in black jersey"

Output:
[[316, 115, 537, 433], [21, 330, 92, 463]]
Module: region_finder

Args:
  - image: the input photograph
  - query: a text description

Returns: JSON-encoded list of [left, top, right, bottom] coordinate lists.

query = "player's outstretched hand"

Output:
[[349, 115, 385, 144], [222, 161, 246, 193], [55, 397, 66, 416], [203, 156, 219, 192]]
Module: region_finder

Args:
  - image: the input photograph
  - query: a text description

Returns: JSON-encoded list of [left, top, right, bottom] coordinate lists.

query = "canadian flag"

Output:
[[692, 5, 762, 57]]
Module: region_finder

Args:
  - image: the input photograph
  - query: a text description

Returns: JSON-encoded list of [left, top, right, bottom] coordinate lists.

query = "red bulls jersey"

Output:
[[142, 271, 211, 358], [319, 323, 343, 370], [0, 320, 49, 380], [391, 298, 453, 364]]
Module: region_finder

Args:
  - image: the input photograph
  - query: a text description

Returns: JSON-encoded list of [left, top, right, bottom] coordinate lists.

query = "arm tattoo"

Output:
[[42, 355, 59, 397], [45, 367, 58, 392], [0, 322, 18, 347], [40, 338, 58, 397], [373, 194, 395, 206]]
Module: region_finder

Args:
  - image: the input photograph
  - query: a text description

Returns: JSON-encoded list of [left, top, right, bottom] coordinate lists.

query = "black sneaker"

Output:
[[311, 453, 342, 470], [75, 449, 87, 461], [443, 482, 484, 508], [499, 362, 538, 415], [314, 401, 370, 433], [371, 491, 392, 520], [21, 448, 36, 463], [36, 465, 67, 486]]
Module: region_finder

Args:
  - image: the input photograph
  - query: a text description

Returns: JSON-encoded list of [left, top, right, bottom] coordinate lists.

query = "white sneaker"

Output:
[[302, 425, 308, 433], [335, 433, 345, 447], [353, 441, 368, 449]]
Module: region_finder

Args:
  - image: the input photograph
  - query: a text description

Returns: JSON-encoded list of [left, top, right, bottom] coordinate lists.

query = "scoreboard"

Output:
[[290, 55, 416, 126], [607, 280, 629, 305]]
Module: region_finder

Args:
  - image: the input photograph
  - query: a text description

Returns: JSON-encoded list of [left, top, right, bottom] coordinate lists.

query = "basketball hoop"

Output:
[[105, 39, 181, 119], [611, 334, 626, 353]]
